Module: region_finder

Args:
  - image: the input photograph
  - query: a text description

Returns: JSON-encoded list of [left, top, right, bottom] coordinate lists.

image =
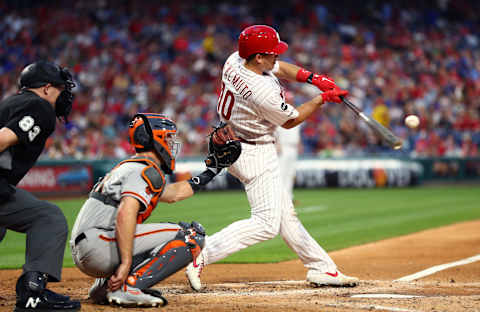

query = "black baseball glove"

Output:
[[205, 122, 241, 169]]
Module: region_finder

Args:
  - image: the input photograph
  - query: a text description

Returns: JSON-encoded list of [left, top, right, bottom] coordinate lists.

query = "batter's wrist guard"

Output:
[[296, 68, 313, 83], [188, 168, 219, 192]]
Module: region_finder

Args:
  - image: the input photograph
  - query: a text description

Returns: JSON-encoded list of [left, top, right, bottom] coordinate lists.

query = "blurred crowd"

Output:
[[1, 0, 479, 159]]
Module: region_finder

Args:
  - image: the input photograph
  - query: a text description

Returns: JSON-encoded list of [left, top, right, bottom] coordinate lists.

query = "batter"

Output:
[[186, 25, 358, 290]]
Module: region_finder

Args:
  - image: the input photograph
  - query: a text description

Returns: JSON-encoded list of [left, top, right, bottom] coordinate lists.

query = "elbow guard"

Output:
[[187, 168, 219, 192]]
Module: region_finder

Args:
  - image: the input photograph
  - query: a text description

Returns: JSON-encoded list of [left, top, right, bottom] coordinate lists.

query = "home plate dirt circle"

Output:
[[0, 220, 479, 311]]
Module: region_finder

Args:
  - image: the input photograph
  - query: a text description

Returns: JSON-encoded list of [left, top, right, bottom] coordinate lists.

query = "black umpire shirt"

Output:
[[0, 90, 56, 186]]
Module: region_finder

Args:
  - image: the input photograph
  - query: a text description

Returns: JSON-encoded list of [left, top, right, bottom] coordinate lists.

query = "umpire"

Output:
[[0, 61, 80, 311]]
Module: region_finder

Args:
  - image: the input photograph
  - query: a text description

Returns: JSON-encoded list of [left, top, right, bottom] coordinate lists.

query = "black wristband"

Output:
[[188, 168, 218, 192], [306, 73, 314, 84]]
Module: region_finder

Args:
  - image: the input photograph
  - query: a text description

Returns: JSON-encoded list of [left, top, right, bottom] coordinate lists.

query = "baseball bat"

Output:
[[340, 96, 403, 150]]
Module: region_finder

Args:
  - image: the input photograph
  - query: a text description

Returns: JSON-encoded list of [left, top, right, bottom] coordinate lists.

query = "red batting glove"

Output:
[[296, 68, 337, 92], [310, 74, 337, 92], [321, 88, 349, 103]]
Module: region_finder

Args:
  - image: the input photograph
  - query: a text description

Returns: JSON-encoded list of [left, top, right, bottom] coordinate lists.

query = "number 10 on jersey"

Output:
[[217, 82, 235, 120]]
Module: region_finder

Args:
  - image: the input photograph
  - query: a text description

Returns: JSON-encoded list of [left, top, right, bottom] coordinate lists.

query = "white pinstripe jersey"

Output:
[[217, 52, 299, 143]]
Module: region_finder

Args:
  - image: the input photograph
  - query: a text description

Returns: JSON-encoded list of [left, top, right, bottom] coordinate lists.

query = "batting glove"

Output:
[[321, 88, 349, 103], [296, 68, 337, 92]]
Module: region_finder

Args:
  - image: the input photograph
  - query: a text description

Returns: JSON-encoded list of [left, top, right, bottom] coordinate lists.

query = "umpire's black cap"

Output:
[[18, 60, 71, 89]]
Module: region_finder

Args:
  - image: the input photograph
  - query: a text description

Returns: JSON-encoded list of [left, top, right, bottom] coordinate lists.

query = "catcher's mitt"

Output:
[[205, 122, 241, 169]]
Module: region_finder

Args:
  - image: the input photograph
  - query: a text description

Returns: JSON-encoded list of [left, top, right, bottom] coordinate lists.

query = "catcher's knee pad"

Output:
[[179, 221, 205, 245], [127, 222, 205, 289]]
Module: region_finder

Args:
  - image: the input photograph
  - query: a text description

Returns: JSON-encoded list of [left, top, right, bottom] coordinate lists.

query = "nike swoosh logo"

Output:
[[325, 271, 338, 277], [193, 259, 200, 268]]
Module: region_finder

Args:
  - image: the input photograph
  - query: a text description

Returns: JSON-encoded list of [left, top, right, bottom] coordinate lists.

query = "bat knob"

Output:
[[393, 141, 403, 150]]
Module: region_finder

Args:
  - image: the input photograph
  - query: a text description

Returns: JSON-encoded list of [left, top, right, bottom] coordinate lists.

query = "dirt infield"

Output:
[[1, 220, 479, 312]]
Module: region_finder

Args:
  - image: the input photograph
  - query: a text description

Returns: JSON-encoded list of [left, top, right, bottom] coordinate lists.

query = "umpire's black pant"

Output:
[[0, 187, 68, 282]]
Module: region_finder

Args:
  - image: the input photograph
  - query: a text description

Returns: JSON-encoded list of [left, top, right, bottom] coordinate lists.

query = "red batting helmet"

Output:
[[238, 25, 288, 59]]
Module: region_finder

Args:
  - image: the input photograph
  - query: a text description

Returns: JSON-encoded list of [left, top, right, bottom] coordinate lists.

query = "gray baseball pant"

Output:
[[0, 187, 68, 281]]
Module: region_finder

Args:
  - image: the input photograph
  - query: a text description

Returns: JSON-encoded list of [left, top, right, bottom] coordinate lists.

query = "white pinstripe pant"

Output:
[[278, 142, 299, 200], [204, 143, 337, 273]]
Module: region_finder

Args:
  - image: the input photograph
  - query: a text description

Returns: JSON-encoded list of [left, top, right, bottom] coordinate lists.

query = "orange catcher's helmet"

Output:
[[128, 113, 180, 174], [238, 25, 288, 59]]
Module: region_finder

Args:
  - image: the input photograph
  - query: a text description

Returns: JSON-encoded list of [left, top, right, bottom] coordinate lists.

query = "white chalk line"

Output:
[[182, 287, 319, 297], [248, 280, 305, 285], [352, 294, 423, 299], [394, 254, 480, 282], [326, 302, 419, 312]]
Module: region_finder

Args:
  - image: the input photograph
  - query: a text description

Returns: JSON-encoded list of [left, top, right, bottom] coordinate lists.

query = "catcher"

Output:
[[70, 113, 240, 307]]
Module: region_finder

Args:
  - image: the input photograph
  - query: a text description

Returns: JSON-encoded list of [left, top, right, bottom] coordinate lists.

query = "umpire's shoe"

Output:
[[14, 271, 81, 312]]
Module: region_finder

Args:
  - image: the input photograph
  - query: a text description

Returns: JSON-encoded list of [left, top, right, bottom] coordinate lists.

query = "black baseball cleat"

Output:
[[15, 271, 81, 311]]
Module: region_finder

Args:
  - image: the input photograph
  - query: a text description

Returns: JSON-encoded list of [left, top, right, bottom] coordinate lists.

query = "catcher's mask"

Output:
[[19, 60, 76, 122], [128, 113, 181, 174]]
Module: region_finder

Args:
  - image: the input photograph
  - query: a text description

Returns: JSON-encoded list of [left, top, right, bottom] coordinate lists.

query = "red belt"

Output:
[[239, 138, 275, 145]]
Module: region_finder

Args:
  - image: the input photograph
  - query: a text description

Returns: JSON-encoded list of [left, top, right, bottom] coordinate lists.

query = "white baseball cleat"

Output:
[[307, 270, 359, 287], [107, 284, 167, 307], [88, 277, 108, 304], [185, 250, 205, 291]]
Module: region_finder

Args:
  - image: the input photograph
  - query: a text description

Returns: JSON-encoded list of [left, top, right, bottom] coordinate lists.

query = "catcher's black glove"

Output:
[[205, 122, 241, 169]]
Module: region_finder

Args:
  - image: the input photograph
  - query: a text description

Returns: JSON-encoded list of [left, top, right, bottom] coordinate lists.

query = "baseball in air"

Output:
[[405, 115, 420, 128]]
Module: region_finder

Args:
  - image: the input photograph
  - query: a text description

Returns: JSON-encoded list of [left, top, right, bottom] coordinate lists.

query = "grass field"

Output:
[[0, 186, 479, 269]]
